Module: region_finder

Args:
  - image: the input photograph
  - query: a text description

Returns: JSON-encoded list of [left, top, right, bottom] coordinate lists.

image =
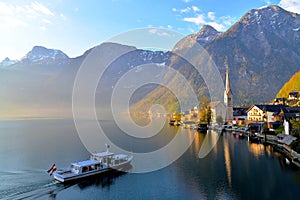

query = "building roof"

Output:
[[247, 104, 286, 113], [278, 135, 297, 145], [289, 91, 299, 96], [274, 98, 287, 101], [281, 106, 300, 120], [233, 107, 248, 116]]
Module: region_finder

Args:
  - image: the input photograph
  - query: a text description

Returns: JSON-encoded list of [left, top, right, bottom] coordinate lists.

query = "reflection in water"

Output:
[[248, 143, 265, 159], [76, 167, 131, 190], [187, 128, 197, 155], [198, 130, 220, 158], [1, 120, 300, 200], [223, 138, 232, 188]]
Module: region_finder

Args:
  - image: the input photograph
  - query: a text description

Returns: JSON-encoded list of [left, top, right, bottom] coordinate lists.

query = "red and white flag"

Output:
[[47, 164, 56, 176]]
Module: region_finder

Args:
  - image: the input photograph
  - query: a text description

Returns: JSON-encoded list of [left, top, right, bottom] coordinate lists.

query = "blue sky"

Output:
[[0, 0, 299, 61]]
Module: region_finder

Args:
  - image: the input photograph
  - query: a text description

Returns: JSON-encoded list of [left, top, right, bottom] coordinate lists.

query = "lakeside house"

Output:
[[273, 98, 287, 105], [288, 91, 300, 100], [246, 104, 285, 128], [233, 107, 248, 125], [280, 106, 300, 135]]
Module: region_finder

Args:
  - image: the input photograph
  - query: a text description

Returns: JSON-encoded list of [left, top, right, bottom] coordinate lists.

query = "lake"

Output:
[[0, 119, 299, 200]]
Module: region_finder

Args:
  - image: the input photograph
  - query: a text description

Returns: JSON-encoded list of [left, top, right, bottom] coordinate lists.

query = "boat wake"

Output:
[[0, 170, 65, 200]]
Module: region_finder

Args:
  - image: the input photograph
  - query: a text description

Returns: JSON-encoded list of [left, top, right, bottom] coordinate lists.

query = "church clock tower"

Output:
[[224, 65, 233, 122]]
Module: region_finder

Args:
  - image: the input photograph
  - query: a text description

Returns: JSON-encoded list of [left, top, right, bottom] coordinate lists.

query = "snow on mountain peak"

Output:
[[189, 25, 222, 47], [0, 57, 18, 67], [20, 46, 69, 65]]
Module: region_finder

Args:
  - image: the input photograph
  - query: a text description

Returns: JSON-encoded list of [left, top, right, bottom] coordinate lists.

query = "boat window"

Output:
[[82, 166, 88, 173], [90, 165, 96, 171], [71, 165, 80, 174], [91, 155, 96, 160], [95, 164, 100, 169]]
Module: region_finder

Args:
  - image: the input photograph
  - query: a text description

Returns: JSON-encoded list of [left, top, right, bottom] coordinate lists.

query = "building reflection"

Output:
[[223, 137, 232, 188], [248, 143, 265, 159], [197, 130, 220, 158]]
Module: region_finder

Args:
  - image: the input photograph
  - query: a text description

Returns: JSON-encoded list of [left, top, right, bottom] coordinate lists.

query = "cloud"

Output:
[[220, 15, 236, 26], [0, 16, 27, 29], [180, 7, 192, 13], [0, 2, 14, 15], [0, 1, 56, 30], [40, 26, 46, 31], [60, 13, 67, 21], [192, 6, 200, 12], [175, 6, 201, 14], [148, 29, 170, 37], [206, 22, 224, 31], [31, 1, 54, 16], [207, 12, 215, 20], [183, 0, 193, 3], [183, 11, 236, 31], [262, 0, 271, 5], [42, 19, 53, 24], [184, 14, 206, 25], [279, 0, 300, 14]]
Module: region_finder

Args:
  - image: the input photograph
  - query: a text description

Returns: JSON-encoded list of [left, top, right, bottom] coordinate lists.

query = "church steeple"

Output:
[[225, 65, 232, 96], [224, 63, 233, 122]]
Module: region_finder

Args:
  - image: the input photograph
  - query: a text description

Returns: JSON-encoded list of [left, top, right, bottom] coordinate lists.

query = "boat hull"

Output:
[[54, 168, 112, 183]]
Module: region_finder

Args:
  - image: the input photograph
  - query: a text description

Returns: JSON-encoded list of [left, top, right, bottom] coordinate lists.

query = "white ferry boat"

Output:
[[52, 146, 133, 183]]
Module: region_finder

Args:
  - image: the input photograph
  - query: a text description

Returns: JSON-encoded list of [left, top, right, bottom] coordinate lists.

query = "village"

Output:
[[167, 67, 300, 167]]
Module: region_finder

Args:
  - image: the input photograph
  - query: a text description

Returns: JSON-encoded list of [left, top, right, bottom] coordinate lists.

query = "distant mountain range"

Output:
[[1, 5, 300, 117], [0, 57, 17, 67]]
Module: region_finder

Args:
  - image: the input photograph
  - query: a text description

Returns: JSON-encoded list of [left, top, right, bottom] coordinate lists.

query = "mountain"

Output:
[[188, 25, 222, 47], [276, 71, 300, 98], [0, 43, 171, 118], [1, 5, 300, 118], [204, 5, 300, 104], [133, 5, 300, 114], [18, 46, 69, 65], [0, 57, 17, 67]]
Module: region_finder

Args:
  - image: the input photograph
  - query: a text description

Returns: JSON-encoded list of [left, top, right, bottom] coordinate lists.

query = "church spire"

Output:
[[224, 60, 233, 122], [225, 65, 232, 95]]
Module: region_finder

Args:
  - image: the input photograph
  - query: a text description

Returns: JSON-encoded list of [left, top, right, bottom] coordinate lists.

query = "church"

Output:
[[224, 65, 233, 122]]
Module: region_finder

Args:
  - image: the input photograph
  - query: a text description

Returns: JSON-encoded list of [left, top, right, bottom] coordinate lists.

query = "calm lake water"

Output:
[[0, 119, 299, 200]]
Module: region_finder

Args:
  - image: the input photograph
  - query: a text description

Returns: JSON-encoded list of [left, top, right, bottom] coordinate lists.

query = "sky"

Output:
[[0, 0, 300, 61]]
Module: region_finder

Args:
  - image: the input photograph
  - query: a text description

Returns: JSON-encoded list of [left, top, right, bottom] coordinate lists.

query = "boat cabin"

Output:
[[90, 152, 131, 167], [90, 152, 114, 166], [70, 159, 101, 174], [113, 154, 130, 165]]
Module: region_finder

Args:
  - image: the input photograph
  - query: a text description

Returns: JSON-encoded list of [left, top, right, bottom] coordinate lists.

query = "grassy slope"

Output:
[[277, 71, 300, 98]]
